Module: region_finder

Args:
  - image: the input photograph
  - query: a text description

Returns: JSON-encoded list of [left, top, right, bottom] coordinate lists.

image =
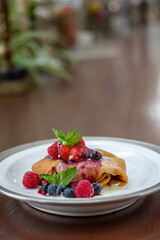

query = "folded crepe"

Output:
[[32, 158, 63, 175], [32, 149, 128, 187], [94, 149, 128, 187]]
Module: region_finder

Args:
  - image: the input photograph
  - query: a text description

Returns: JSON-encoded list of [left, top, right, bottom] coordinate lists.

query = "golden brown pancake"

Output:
[[32, 158, 63, 175], [32, 149, 128, 187], [95, 149, 128, 186]]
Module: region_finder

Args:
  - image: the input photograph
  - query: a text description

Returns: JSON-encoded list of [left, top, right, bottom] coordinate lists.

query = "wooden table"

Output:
[[0, 25, 160, 239]]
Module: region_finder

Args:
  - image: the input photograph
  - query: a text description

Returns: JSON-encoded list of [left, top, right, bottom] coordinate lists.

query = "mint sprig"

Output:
[[39, 166, 77, 187], [52, 128, 82, 147]]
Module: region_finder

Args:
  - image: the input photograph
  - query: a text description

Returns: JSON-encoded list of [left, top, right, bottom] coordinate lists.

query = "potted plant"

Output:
[[0, 0, 74, 96]]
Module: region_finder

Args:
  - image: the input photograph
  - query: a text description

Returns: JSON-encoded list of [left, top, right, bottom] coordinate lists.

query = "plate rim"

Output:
[[0, 137, 160, 205]]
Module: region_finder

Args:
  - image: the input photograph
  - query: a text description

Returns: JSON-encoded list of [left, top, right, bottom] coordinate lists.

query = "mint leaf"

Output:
[[39, 173, 59, 184], [66, 129, 77, 141], [58, 166, 77, 186], [52, 128, 82, 147], [52, 172, 60, 185], [52, 128, 66, 145], [39, 167, 77, 187], [68, 135, 82, 147], [52, 128, 66, 139]]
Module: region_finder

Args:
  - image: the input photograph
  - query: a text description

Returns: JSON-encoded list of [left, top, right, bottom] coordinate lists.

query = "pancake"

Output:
[[95, 149, 128, 186], [32, 149, 128, 187], [32, 158, 63, 175]]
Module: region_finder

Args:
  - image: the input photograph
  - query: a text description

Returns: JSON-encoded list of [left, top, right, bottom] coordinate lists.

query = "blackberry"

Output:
[[89, 149, 94, 152], [61, 185, 67, 192], [85, 152, 90, 159], [63, 188, 76, 198], [47, 184, 61, 196], [39, 178, 44, 185], [90, 151, 102, 160], [68, 159, 75, 163], [85, 151, 102, 160], [41, 182, 50, 194], [92, 183, 102, 195]]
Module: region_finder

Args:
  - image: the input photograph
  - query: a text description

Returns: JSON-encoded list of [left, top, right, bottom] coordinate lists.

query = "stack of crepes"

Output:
[[32, 149, 128, 187]]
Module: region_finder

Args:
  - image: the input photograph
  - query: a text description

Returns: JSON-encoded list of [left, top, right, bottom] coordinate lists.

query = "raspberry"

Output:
[[47, 141, 60, 159], [60, 145, 71, 161], [69, 179, 79, 189], [70, 145, 90, 161], [22, 171, 40, 189], [78, 139, 85, 145], [75, 180, 94, 198], [75, 138, 85, 146]]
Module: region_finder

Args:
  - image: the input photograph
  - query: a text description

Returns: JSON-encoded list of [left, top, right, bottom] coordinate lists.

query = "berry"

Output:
[[75, 138, 85, 146], [70, 145, 90, 161], [22, 171, 40, 189], [63, 188, 76, 198], [47, 184, 61, 196], [78, 138, 85, 145], [85, 150, 102, 160], [41, 182, 50, 194], [89, 149, 94, 152], [47, 141, 60, 159], [41, 179, 48, 185], [75, 180, 94, 198], [90, 151, 102, 160], [68, 159, 75, 163], [51, 167, 56, 175], [39, 178, 44, 185], [92, 183, 102, 195], [85, 152, 91, 159], [69, 180, 79, 189], [60, 185, 67, 192], [60, 145, 71, 161], [72, 136, 85, 146]]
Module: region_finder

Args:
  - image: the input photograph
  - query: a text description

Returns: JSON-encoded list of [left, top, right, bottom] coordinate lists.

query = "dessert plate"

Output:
[[0, 137, 160, 216]]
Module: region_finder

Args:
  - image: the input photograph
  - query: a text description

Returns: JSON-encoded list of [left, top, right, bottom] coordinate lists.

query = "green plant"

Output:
[[10, 30, 74, 84], [0, 0, 75, 84]]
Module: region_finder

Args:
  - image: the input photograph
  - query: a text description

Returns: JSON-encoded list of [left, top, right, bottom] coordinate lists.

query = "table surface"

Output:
[[0, 25, 160, 240]]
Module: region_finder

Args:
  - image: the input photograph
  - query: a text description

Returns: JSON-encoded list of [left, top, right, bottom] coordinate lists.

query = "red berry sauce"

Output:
[[51, 167, 56, 175], [45, 155, 54, 160], [59, 159, 102, 183], [37, 188, 48, 196]]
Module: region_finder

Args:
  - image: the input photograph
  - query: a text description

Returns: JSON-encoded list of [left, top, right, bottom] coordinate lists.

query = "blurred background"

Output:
[[0, 0, 160, 152]]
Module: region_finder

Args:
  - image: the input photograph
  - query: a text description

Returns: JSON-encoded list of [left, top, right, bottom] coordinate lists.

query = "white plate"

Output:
[[0, 137, 160, 216]]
